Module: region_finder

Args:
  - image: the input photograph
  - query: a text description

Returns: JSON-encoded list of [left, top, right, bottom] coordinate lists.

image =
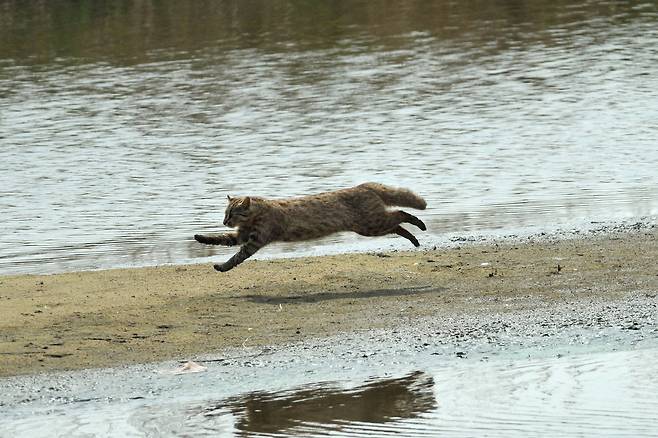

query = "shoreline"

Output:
[[1, 223, 657, 378], [2, 216, 654, 278]]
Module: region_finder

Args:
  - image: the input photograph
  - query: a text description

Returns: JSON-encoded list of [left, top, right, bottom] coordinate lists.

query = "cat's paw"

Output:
[[213, 263, 231, 272], [195, 234, 210, 244]]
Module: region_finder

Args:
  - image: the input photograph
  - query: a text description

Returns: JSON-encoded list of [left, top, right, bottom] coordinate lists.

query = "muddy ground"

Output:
[[1, 224, 657, 377]]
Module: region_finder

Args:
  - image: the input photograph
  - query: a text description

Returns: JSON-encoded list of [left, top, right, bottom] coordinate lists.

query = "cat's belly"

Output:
[[279, 222, 346, 242]]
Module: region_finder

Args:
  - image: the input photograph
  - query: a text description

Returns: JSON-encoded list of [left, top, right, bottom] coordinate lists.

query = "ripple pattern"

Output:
[[1, 0, 657, 274]]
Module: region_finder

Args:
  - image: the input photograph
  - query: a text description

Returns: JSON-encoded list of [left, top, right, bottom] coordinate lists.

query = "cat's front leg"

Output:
[[214, 232, 264, 272], [194, 233, 239, 246]]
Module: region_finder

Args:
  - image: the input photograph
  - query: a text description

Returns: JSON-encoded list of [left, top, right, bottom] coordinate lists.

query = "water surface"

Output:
[[3, 347, 658, 437], [1, 0, 658, 274], [181, 351, 658, 437]]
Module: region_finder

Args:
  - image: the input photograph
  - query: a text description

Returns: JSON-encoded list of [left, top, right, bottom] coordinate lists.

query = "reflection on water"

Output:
[[146, 350, 658, 437], [1, 0, 658, 274], [202, 371, 435, 436], [3, 348, 658, 437]]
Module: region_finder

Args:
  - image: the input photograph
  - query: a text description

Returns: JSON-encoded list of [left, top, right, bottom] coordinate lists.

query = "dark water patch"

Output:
[[2, 0, 654, 65]]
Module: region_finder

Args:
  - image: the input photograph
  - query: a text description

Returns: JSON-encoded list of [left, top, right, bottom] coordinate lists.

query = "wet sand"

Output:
[[1, 223, 657, 377]]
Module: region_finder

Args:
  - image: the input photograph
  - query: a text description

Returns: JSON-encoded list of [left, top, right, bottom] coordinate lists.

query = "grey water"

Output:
[[3, 332, 658, 437], [1, 0, 658, 275], [135, 350, 658, 437]]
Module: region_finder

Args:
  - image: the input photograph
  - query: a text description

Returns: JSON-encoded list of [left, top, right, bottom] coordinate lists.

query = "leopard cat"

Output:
[[194, 182, 427, 272]]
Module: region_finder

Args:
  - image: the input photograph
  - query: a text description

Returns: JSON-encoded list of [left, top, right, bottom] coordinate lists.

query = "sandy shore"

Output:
[[1, 224, 657, 377]]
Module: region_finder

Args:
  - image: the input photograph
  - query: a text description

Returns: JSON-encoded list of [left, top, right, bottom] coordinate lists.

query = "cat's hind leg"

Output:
[[399, 210, 426, 231], [353, 211, 423, 238], [394, 226, 420, 247]]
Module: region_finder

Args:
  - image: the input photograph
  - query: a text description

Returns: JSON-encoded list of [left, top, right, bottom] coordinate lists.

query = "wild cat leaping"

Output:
[[194, 183, 427, 272]]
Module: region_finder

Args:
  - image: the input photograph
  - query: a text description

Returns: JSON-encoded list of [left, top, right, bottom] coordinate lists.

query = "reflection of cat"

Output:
[[194, 183, 426, 272], [203, 371, 436, 434]]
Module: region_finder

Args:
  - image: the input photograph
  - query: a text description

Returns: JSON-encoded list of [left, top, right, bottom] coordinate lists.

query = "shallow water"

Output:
[[1, 0, 658, 274], [173, 351, 658, 437], [3, 345, 658, 437]]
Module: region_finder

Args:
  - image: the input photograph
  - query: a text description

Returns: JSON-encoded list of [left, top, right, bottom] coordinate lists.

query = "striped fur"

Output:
[[194, 183, 427, 272]]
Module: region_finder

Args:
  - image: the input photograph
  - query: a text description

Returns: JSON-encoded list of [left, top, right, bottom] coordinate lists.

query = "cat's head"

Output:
[[223, 195, 255, 227]]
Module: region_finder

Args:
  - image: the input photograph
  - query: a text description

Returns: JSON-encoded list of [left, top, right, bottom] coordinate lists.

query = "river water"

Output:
[[2, 327, 658, 437], [1, 0, 657, 275]]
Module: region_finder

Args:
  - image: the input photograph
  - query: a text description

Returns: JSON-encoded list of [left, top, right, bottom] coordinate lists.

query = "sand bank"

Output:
[[1, 224, 657, 377]]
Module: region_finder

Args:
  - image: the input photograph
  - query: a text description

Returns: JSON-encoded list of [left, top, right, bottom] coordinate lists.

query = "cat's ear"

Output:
[[227, 195, 232, 202], [242, 196, 251, 208]]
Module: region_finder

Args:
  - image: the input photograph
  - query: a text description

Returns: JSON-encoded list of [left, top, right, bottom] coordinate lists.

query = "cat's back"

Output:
[[258, 187, 372, 241], [269, 185, 375, 212]]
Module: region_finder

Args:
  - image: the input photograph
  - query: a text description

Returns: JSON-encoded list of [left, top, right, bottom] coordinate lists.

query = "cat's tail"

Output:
[[361, 182, 427, 210]]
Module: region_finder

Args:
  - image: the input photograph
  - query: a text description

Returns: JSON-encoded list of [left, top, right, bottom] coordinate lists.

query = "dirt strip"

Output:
[[1, 226, 657, 377]]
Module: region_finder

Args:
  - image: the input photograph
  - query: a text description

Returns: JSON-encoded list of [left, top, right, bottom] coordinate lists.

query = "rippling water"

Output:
[[4, 348, 658, 437], [1, 0, 658, 274], [184, 352, 658, 437]]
